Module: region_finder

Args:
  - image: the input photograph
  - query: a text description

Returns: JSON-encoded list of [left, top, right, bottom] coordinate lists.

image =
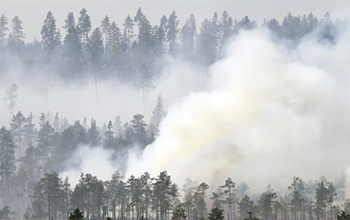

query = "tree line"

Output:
[[0, 91, 349, 220], [0, 9, 345, 89], [0, 87, 167, 218]]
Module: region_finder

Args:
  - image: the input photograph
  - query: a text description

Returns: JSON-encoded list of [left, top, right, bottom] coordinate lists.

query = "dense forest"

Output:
[[0, 8, 346, 89], [0, 8, 349, 220], [0, 78, 349, 220]]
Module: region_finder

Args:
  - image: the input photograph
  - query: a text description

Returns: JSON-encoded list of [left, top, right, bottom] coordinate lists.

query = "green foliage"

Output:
[[87, 27, 104, 70], [69, 208, 84, 220], [245, 212, 259, 220], [41, 11, 59, 61], [338, 212, 350, 220], [0, 206, 13, 220], [239, 195, 254, 219], [0, 126, 16, 204], [172, 203, 187, 220], [208, 207, 224, 220]]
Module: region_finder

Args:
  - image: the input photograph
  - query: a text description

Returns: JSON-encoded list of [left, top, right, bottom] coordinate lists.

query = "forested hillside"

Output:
[[0, 8, 349, 220]]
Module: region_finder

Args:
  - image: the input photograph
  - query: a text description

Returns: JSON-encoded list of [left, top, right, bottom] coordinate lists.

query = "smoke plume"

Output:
[[126, 27, 350, 193]]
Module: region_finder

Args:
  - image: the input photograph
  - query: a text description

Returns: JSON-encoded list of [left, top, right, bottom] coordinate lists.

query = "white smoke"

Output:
[[60, 145, 121, 185], [126, 27, 350, 193], [0, 57, 203, 126]]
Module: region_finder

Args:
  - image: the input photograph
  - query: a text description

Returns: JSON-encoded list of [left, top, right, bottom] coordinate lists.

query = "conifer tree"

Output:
[[77, 8, 91, 56], [87, 28, 104, 71], [181, 14, 196, 60], [5, 83, 18, 116], [41, 11, 59, 62], [101, 15, 111, 57], [10, 111, 26, 159], [0, 127, 16, 205], [104, 121, 116, 149], [69, 208, 84, 220], [63, 12, 83, 76], [88, 119, 100, 146], [0, 14, 9, 59], [8, 16, 25, 57], [172, 203, 187, 220], [131, 114, 147, 146], [208, 207, 224, 220], [167, 11, 179, 56]]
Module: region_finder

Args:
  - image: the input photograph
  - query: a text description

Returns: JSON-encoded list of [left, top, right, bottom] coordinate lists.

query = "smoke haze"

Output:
[[126, 27, 350, 193]]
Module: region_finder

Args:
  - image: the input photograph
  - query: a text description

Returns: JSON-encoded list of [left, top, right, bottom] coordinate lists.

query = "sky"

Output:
[[0, 0, 349, 42]]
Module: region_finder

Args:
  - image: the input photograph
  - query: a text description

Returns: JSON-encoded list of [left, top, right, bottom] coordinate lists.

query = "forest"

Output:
[[0, 7, 349, 220], [0, 8, 345, 89]]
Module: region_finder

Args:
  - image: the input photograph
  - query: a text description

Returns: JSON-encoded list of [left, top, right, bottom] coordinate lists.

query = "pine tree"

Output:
[[0, 14, 9, 59], [105, 171, 122, 220], [151, 94, 166, 126], [37, 121, 54, 173], [10, 111, 26, 159], [194, 182, 209, 220], [9, 16, 25, 57], [31, 179, 46, 220], [63, 177, 71, 220], [236, 16, 256, 31], [181, 14, 196, 60], [172, 203, 187, 220], [338, 212, 350, 220], [134, 8, 156, 104], [119, 15, 134, 80], [327, 182, 337, 220], [208, 207, 224, 220], [131, 114, 147, 146], [5, 83, 18, 116], [41, 11, 59, 62], [69, 208, 84, 220], [288, 177, 305, 220], [183, 179, 198, 220], [104, 121, 116, 150], [153, 171, 177, 220], [0, 127, 16, 205], [0, 206, 12, 220], [114, 116, 123, 138], [148, 94, 166, 138], [23, 112, 36, 148], [77, 8, 91, 56], [88, 119, 100, 146], [239, 195, 254, 219], [237, 182, 250, 201], [122, 15, 134, 53], [196, 19, 216, 66], [101, 15, 111, 58], [153, 15, 167, 56], [211, 189, 223, 210], [107, 22, 122, 66], [53, 112, 60, 132], [211, 12, 220, 59], [258, 186, 277, 220], [266, 18, 281, 37], [315, 181, 328, 220], [63, 12, 83, 76], [87, 28, 104, 71], [167, 11, 179, 56], [71, 173, 105, 219], [21, 142, 40, 187], [40, 172, 64, 220], [220, 11, 233, 48], [221, 178, 236, 220]]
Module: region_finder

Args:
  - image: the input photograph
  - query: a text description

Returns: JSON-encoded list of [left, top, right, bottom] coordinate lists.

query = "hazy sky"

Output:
[[0, 0, 349, 42]]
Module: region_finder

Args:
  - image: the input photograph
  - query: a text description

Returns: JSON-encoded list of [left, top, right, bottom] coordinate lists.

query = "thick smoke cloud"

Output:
[[126, 27, 350, 193]]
